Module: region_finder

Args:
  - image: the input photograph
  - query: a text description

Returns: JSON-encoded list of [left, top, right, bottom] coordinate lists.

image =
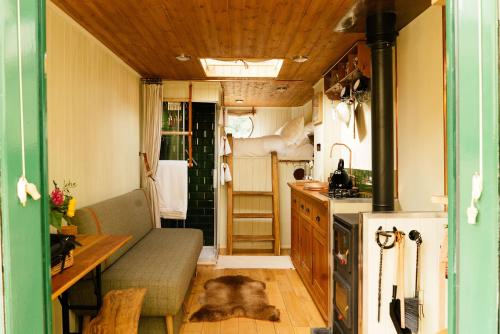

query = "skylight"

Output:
[[200, 58, 283, 78]]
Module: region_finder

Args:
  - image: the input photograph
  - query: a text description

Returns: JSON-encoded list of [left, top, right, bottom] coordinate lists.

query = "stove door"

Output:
[[333, 220, 353, 279], [333, 272, 353, 330]]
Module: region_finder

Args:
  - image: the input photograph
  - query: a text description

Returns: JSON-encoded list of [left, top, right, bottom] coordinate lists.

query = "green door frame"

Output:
[[447, 0, 499, 332], [0, 0, 51, 333]]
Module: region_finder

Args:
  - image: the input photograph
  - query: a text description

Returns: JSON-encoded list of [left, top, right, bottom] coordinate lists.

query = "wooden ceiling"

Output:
[[49, 0, 422, 107]]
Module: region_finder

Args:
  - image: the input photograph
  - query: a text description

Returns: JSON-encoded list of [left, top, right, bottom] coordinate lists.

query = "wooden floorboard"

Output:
[[180, 266, 326, 334]]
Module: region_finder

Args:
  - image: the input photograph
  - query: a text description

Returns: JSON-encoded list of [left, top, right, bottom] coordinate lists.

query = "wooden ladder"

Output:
[[226, 135, 281, 255]]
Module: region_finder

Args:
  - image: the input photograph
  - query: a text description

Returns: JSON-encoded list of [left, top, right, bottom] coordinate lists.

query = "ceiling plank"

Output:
[[50, 0, 430, 107]]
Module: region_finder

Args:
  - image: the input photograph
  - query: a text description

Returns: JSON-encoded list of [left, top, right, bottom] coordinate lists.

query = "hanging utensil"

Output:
[[336, 101, 352, 126], [389, 228, 411, 334], [375, 227, 396, 322], [405, 230, 423, 333]]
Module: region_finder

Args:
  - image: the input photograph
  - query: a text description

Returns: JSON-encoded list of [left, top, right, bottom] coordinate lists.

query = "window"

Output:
[[225, 115, 254, 138], [200, 58, 283, 78]]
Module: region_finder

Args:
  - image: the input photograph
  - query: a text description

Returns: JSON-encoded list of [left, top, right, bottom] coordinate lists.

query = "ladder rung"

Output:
[[233, 221, 272, 225], [233, 213, 274, 219], [233, 191, 274, 196], [233, 235, 275, 241]]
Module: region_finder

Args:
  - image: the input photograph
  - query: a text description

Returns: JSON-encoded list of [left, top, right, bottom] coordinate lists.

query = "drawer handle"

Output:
[[293, 199, 297, 204], [315, 216, 320, 222], [306, 208, 310, 213], [300, 204, 304, 209]]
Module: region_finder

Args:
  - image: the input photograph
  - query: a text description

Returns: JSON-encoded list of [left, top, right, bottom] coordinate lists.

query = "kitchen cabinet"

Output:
[[299, 215, 313, 283], [291, 198, 299, 264], [312, 229, 329, 313], [290, 188, 330, 320]]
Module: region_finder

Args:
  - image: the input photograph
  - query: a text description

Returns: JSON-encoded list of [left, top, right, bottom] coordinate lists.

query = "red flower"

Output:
[[50, 188, 64, 206]]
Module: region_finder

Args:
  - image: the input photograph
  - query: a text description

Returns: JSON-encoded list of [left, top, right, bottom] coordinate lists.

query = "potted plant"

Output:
[[49, 180, 78, 235]]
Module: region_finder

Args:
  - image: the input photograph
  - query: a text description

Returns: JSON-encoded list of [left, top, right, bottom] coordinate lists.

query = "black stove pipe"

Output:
[[366, 12, 397, 212]]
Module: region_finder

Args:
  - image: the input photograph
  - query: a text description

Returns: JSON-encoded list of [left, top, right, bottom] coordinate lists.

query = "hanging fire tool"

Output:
[[405, 230, 424, 333], [390, 229, 411, 334], [375, 226, 396, 322]]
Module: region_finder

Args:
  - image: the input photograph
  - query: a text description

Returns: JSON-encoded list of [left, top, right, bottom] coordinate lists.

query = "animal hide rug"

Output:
[[190, 275, 280, 322]]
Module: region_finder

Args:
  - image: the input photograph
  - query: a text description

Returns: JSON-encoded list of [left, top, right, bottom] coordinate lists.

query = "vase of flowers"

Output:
[[50, 180, 77, 235]]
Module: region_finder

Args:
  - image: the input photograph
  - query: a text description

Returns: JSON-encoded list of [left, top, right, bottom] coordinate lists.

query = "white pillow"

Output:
[[304, 122, 314, 136], [275, 116, 304, 145]]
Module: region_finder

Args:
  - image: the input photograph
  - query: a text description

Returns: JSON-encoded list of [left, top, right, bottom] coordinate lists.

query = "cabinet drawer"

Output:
[[312, 204, 329, 236]]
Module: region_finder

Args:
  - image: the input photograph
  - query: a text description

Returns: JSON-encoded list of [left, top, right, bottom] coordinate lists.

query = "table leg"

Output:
[[95, 264, 103, 310], [61, 291, 70, 334]]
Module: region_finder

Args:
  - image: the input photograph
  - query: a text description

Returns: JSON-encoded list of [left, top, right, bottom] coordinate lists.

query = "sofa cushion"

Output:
[[74, 189, 153, 268], [69, 228, 203, 317]]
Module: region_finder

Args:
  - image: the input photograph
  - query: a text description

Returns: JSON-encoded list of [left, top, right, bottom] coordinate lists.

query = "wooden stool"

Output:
[[84, 288, 146, 334]]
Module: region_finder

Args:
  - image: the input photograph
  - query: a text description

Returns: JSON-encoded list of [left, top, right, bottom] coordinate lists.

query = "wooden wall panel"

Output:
[[46, 2, 141, 208], [292, 100, 313, 123], [49, 0, 363, 107], [163, 81, 222, 102], [250, 107, 293, 138]]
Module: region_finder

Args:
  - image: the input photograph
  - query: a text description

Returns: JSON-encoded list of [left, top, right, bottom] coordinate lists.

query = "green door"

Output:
[[447, 0, 499, 332], [0, 0, 51, 333]]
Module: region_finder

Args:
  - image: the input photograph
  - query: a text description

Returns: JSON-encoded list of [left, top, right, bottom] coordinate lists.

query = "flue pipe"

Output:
[[366, 12, 397, 211]]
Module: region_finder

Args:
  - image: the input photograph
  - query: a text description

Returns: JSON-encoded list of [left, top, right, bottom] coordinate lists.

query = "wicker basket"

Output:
[[61, 225, 78, 236], [51, 250, 74, 276]]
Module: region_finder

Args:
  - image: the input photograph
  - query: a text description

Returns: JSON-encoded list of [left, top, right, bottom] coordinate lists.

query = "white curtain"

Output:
[[140, 82, 163, 228]]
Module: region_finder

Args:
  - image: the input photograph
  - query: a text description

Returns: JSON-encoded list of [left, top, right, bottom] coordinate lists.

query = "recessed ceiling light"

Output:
[[292, 55, 309, 63], [176, 54, 192, 62], [235, 99, 244, 104]]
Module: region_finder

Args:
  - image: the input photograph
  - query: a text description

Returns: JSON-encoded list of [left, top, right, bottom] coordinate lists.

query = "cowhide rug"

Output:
[[189, 275, 280, 322]]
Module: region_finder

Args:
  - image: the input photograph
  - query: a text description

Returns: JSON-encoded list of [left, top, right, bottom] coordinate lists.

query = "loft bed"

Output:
[[224, 117, 314, 255]]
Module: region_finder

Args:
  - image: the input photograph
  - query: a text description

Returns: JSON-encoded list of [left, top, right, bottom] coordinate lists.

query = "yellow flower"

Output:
[[67, 198, 76, 218]]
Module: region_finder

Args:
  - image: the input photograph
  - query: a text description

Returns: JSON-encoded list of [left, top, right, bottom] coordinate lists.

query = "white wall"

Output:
[[47, 2, 141, 208], [311, 6, 445, 212], [361, 212, 447, 334], [397, 5, 445, 211], [46, 2, 141, 332], [224, 104, 311, 140], [312, 78, 372, 182]]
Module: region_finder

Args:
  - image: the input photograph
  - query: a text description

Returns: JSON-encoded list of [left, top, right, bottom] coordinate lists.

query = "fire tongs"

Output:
[[375, 226, 397, 322]]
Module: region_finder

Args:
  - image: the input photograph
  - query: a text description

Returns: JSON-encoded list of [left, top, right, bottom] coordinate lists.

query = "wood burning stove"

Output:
[[333, 214, 360, 334]]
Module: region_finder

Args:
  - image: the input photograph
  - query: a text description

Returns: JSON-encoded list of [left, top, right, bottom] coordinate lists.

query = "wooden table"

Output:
[[51, 234, 131, 334]]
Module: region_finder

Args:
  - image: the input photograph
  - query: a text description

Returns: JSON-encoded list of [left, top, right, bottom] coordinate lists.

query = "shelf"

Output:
[[338, 68, 362, 84]]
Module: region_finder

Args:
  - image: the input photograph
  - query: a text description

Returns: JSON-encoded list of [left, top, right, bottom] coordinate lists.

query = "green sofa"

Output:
[[70, 189, 203, 334]]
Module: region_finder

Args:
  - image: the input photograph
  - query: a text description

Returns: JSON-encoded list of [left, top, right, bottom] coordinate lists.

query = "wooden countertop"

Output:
[[287, 182, 330, 205], [51, 234, 132, 300]]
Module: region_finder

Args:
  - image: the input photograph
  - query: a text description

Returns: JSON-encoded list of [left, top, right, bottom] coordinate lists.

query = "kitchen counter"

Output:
[[288, 181, 372, 323], [287, 182, 329, 206], [287, 182, 373, 206]]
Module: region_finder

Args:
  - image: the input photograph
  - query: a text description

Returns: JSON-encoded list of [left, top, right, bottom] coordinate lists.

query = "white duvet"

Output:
[[232, 135, 313, 160]]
